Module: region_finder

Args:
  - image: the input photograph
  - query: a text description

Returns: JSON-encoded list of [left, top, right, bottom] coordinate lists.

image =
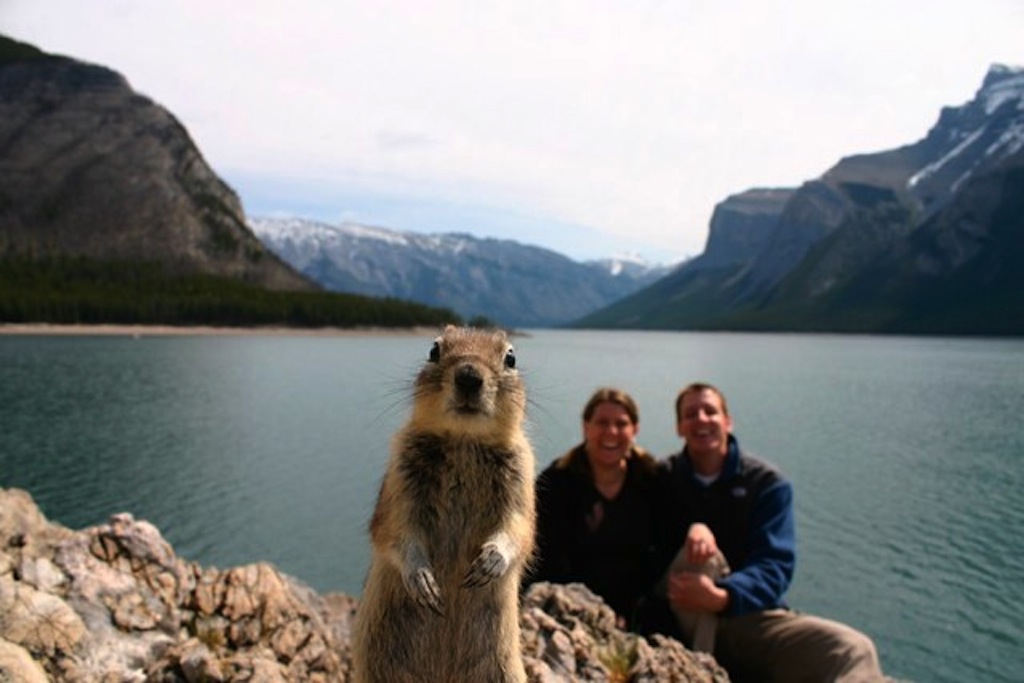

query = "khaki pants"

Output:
[[715, 609, 884, 683], [663, 535, 884, 682]]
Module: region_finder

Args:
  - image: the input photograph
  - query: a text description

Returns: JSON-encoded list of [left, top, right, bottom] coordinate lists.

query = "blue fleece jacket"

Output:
[[662, 436, 796, 616]]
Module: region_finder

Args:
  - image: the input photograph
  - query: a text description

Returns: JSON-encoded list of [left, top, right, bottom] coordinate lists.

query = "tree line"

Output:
[[0, 256, 462, 329]]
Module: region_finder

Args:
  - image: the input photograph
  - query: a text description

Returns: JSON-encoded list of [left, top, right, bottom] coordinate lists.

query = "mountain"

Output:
[[0, 34, 458, 328], [250, 217, 675, 328], [578, 64, 1024, 336], [0, 35, 309, 291]]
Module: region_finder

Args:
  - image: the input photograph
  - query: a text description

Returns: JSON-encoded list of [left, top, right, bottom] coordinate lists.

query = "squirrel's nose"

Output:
[[455, 364, 484, 395]]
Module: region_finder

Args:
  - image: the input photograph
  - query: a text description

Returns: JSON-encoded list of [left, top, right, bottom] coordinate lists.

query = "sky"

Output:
[[5, 1, 1023, 264]]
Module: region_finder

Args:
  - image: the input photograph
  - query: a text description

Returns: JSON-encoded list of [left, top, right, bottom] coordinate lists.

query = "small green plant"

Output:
[[192, 616, 226, 651], [595, 632, 639, 683]]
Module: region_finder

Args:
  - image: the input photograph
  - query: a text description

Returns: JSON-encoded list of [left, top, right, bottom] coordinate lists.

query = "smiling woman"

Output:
[[524, 386, 667, 630]]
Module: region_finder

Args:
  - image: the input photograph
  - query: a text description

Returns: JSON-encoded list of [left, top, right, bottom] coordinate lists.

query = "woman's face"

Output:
[[583, 401, 638, 470]]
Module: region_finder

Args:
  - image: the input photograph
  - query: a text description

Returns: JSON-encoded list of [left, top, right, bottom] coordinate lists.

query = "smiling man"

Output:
[[659, 382, 885, 683]]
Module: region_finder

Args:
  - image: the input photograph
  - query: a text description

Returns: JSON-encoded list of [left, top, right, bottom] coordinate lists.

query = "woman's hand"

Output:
[[685, 523, 719, 565]]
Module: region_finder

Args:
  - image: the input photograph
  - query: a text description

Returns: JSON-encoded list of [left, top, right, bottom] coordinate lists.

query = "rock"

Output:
[[521, 582, 729, 682], [0, 575, 87, 653], [0, 638, 50, 683], [0, 487, 725, 681]]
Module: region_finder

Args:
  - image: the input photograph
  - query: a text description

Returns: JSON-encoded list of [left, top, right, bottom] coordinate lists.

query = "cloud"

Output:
[[6, 0, 1023, 262]]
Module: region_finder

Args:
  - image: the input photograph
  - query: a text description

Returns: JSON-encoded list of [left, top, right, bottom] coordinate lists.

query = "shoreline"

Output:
[[0, 323, 442, 338]]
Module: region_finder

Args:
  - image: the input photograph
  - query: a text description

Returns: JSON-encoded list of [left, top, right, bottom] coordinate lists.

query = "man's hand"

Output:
[[668, 571, 729, 613]]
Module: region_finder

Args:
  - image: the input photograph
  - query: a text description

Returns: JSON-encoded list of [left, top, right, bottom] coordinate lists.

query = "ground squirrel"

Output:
[[352, 325, 536, 683]]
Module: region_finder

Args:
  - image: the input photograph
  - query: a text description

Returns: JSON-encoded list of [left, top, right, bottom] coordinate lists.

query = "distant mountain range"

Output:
[[3, 29, 1020, 335], [250, 217, 674, 328], [0, 31, 673, 330], [577, 64, 1024, 335]]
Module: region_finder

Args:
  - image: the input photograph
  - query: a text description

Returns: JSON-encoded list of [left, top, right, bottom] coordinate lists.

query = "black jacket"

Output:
[[527, 446, 667, 625]]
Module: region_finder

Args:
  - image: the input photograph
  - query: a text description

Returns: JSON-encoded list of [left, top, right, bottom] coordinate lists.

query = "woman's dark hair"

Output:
[[556, 387, 654, 470], [582, 387, 640, 425]]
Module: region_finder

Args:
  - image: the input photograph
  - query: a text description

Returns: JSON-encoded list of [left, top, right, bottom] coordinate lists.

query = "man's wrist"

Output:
[[712, 584, 730, 613]]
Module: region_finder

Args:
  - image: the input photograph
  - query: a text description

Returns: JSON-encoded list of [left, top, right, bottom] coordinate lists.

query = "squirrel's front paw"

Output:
[[462, 542, 510, 588], [405, 566, 443, 615]]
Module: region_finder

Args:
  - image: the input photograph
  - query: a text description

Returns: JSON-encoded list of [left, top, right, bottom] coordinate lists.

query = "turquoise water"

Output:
[[1, 329, 1022, 682]]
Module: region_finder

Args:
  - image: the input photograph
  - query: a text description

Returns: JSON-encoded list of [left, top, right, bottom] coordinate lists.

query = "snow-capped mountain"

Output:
[[587, 253, 674, 278], [580, 63, 1024, 335], [733, 62, 1024, 296], [902, 63, 1024, 213], [250, 218, 674, 328]]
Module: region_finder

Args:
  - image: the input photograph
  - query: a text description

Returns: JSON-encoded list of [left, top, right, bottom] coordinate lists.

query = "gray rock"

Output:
[[1, 486, 723, 681], [0, 638, 49, 683]]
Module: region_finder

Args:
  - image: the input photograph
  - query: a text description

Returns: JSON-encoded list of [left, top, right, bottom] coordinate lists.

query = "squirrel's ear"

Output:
[[429, 340, 441, 363]]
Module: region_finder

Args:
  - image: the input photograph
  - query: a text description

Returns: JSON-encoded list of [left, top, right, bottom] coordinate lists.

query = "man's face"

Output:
[[676, 388, 733, 458]]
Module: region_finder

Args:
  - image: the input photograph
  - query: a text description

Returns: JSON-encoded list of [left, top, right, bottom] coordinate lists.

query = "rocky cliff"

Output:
[[0, 35, 311, 292], [0, 487, 728, 682], [578, 64, 1024, 335], [695, 188, 794, 271]]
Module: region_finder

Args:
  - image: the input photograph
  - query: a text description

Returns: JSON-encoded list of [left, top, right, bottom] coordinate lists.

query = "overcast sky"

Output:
[[6, 1, 1023, 263]]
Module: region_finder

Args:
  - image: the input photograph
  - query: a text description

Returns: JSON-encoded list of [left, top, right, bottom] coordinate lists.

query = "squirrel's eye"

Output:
[[504, 347, 516, 369], [429, 341, 441, 363]]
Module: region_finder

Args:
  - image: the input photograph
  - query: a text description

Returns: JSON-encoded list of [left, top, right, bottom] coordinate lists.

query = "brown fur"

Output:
[[352, 325, 536, 683]]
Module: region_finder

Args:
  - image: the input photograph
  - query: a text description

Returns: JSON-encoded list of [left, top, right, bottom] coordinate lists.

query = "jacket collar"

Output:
[[681, 435, 741, 484]]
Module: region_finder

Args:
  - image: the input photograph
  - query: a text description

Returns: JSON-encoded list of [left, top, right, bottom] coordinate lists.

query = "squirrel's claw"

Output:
[[462, 542, 509, 588], [408, 566, 444, 615]]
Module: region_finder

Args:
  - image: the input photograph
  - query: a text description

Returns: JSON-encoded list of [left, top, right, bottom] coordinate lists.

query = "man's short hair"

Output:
[[674, 382, 729, 421]]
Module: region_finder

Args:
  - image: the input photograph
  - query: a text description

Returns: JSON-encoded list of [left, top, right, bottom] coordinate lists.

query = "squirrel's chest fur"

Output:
[[395, 432, 524, 562]]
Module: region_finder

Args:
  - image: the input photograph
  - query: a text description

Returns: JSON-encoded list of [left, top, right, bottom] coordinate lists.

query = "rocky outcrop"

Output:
[[0, 487, 727, 682]]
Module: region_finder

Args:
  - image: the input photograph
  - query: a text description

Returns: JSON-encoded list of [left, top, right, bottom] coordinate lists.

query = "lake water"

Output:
[[1, 329, 1022, 682]]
